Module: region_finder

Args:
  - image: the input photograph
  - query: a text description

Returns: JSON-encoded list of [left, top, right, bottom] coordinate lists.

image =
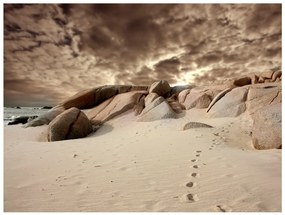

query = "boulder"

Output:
[[48, 107, 93, 141], [272, 71, 282, 82], [182, 122, 213, 130], [260, 71, 274, 79], [246, 83, 281, 114], [60, 85, 148, 109], [178, 89, 191, 104], [252, 103, 281, 149], [233, 76, 251, 87], [149, 80, 171, 97], [133, 94, 146, 116], [258, 76, 265, 83], [208, 86, 248, 117], [207, 88, 232, 112], [168, 101, 184, 113], [144, 93, 159, 107], [87, 91, 148, 125], [25, 105, 66, 127], [183, 92, 212, 109], [138, 97, 176, 121], [251, 74, 258, 84], [170, 85, 192, 96]]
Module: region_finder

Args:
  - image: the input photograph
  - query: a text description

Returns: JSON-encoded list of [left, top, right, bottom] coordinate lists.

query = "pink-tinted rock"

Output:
[[260, 71, 274, 79]]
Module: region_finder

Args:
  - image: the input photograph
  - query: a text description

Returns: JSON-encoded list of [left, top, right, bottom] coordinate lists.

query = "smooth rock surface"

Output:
[[252, 103, 281, 149], [48, 107, 93, 141]]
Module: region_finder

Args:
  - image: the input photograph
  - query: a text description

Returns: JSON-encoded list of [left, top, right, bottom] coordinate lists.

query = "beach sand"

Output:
[[4, 109, 281, 212]]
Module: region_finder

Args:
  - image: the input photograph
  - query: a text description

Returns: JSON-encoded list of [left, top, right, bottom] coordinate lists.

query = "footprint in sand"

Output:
[[215, 205, 232, 212], [181, 193, 199, 203], [195, 154, 200, 157], [185, 182, 196, 187], [190, 159, 198, 162], [189, 172, 200, 178], [196, 150, 202, 153], [193, 165, 199, 169]]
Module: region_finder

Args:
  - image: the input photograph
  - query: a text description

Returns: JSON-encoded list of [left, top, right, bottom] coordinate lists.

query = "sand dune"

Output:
[[4, 110, 281, 212]]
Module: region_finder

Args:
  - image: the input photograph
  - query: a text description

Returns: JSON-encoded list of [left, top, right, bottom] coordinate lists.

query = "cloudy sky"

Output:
[[4, 4, 281, 106]]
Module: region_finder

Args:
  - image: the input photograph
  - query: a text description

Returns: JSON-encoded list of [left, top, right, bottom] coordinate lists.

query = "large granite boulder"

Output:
[[272, 71, 282, 82], [87, 91, 148, 125], [48, 107, 93, 141], [60, 85, 148, 109], [144, 93, 159, 107], [252, 103, 281, 149], [178, 89, 191, 104], [149, 80, 171, 97], [138, 96, 176, 121], [207, 88, 233, 112], [183, 91, 212, 109], [246, 83, 281, 114], [25, 105, 66, 127], [208, 86, 249, 117]]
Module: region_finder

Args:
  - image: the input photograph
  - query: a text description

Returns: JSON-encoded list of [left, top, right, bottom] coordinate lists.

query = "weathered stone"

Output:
[[178, 89, 191, 104], [182, 122, 213, 130], [258, 76, 265, 83], [138, 99, 176, 122], [133, 94, 146, 116], [252, 103, 281, 149], [246, 83, 281, 114], [25, 106, 66, 127], [144, 93, 159, 107], [149, 80, 171, 97], [272, 71, 282, 82], [48, 107, 93, 141], [168, 101, 184, 113], [233, 76, 251, 87], [251, 74, 258, 84], [87, 91, 148, 125], [184, 92, 212, 109], [208, 87, 248, 117], [140, 96, 165, 115], [60, 85, 148, 109], [260, 71, 274, 79], [207, 88, 232, 112]]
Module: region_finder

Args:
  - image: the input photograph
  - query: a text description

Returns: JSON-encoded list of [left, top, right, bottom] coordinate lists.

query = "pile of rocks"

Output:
[[24, 73, 281, 150]]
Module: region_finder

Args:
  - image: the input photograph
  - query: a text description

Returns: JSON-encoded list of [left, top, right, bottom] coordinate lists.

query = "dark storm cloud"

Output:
[[4, 4, 281, 106]]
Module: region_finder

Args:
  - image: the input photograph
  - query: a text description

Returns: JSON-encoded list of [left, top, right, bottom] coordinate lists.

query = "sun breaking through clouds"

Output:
[[4, 4, 281, 106]]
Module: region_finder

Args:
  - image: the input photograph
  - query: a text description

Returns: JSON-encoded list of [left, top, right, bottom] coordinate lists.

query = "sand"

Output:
[[4, 109, 281, 212]]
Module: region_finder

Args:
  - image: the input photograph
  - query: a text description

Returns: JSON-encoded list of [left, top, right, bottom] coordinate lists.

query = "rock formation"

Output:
[[24, 74, 282, 149], [48, 107, 93, 142]]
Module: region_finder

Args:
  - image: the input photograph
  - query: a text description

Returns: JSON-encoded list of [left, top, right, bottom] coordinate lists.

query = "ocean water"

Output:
[[4, 107, 49, 126]]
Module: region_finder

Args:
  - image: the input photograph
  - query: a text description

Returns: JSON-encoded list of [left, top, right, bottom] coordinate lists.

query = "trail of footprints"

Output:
[[182, 150, 202, 203]]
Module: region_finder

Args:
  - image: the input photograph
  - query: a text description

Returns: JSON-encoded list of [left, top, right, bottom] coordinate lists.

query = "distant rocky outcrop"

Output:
[[48, 107, 93, 142], [8, 115, 37, 125]]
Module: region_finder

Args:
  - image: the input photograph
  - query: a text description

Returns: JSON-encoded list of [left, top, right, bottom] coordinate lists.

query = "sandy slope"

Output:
[[4, 110, 281, 212]]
